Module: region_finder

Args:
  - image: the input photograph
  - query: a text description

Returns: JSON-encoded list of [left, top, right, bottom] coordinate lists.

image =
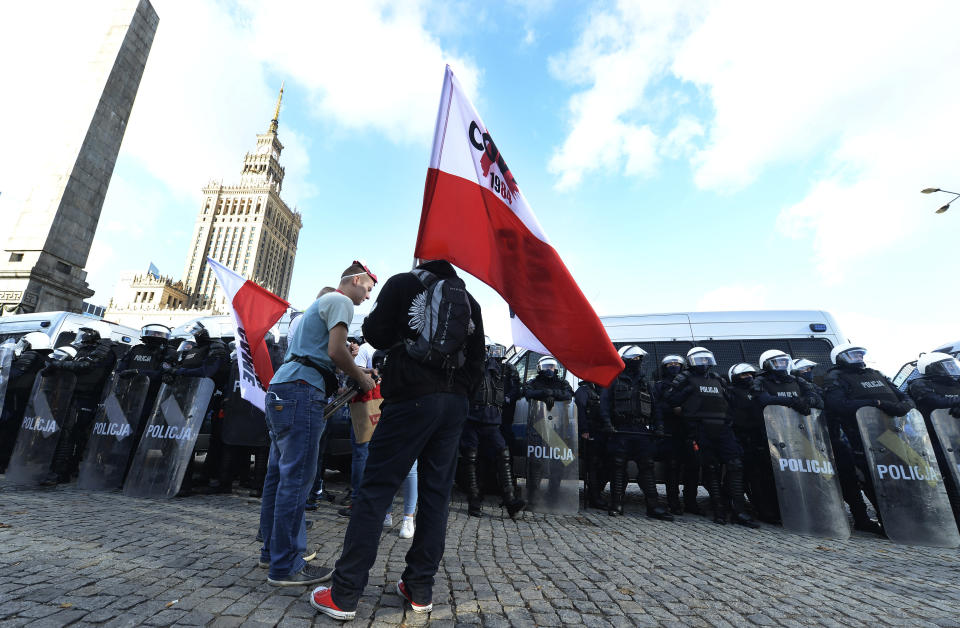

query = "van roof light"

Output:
[[809, 323, 827, 332]]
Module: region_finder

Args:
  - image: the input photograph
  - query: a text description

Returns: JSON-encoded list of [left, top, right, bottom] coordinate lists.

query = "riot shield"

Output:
[[123, 377, 215, 499], [4, 371, 77, 486], [856, 407, 960, 547], [928, 409, 960, 520], [220, 364, 269, 447], [525, 399, 579, 514], [0, 340, 14, 414], [763, 407, 849, 539], [77, 374, 151, 491]]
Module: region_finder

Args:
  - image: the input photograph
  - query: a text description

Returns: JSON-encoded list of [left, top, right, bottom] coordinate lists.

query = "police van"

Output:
[[504, 310, 847, 472], [0, 311, 139, 349]]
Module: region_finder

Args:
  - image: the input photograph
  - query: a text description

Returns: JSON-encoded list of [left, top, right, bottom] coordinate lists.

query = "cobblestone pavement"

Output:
[[2, 477, 960, 628]]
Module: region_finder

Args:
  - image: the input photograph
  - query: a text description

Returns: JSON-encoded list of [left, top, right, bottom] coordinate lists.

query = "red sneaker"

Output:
[[396, 579, 433, 613], [310, 586, 356, 620]]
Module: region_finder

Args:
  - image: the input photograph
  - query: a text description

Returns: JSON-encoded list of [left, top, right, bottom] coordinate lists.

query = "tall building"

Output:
[[181, 83, 302, 309], [0, 0, 158, 316]]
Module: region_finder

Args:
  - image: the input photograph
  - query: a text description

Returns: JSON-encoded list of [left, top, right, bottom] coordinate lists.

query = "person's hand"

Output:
[[581, 432, 590, 440], [162, 372, 176, 385], [356, 371, 376, 393], [877, 400, 900, 416], [794, 401, 811, 415], [949, 404, 960, 418], [117, 369, 136, 379]]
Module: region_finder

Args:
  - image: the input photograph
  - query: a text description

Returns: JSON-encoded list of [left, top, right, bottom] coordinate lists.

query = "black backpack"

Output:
[[404, 269, 473, 370]]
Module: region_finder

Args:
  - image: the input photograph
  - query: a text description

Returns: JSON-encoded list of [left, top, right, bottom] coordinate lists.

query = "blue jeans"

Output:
[[258, 380, 326, 579], [350, 425, 370, 501], [401, 460, 418, 515], [331, 393, 467, 610]]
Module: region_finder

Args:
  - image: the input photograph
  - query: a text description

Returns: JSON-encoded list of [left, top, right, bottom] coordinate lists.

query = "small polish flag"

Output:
[[207, 258, 289, 410]]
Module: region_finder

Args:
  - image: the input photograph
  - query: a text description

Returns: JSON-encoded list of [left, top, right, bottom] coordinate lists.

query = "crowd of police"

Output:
[[568, 342, 960, 540], [3, 322, 960, 543], [0, 321, 265, 496]]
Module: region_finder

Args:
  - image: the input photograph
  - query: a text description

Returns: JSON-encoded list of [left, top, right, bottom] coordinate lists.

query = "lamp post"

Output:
[[921, 187, 960, 214]]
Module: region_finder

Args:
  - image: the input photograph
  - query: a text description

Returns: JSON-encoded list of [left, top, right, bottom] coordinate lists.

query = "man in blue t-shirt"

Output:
[[258, 262, 377, 586]]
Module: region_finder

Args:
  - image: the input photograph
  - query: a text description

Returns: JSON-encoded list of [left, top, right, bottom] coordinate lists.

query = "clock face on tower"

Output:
[[256, 143, 271, 155]]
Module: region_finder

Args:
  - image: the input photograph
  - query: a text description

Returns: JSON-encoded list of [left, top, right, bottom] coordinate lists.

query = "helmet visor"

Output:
[[931, 358, 960, 378], [838, 348, 867, 365], [766, 356, 791, 372], [688, 353, 716, 367]]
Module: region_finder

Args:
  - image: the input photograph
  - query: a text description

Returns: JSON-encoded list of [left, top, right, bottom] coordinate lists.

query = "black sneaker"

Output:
[[337, 506, 352, 518], [267, 563, 334, 587], [305, 498, 319, 511]]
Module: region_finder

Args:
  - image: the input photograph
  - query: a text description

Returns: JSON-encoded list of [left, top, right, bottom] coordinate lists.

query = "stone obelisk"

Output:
[[0, 0, 158, 315]]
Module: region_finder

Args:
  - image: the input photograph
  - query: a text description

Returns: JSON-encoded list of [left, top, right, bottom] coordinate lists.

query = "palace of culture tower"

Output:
[[106, 84, 302, 326]]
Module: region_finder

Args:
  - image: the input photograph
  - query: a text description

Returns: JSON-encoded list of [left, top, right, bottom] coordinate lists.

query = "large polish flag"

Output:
[[415, 66, 623, 386], [207, 258, 289, 410]]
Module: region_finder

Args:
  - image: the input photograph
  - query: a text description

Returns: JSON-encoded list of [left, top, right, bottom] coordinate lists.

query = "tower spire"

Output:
[[268, 81, 284, 133]]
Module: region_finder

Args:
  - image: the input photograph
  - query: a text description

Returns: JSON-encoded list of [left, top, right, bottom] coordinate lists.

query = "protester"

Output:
[[311, 259, 484, 620], [258, 262, 377, 586]]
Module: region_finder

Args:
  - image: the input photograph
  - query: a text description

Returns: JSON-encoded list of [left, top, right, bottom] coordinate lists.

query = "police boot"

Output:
[[497, 448, 526, 519], [41, 430, 76, 486], [725, 460, 759, 529], [639, 461, 673, 521], [609, 458, 627, 516], [526, 460, 542, 506], [665, 460, 683, 515], [705, 465, 727, 525], [251, 447, 268, 498], [463, 449, 483, 517], [587, 455, 609, 510]]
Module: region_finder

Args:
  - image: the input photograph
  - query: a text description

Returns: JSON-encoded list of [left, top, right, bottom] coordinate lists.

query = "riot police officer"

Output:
[[41, 327, 117, 485], [653, 355, 695, 515], [599, 346, 672, 520], [522, 356, 574, 505], [726, 363, 775, 522], [0, 333, 52, 472], [168, 321, 229, 494], [907, 352, 960, 524], [823, 343, 913, 534], [667, 347, 758, 528], [460, 343, 525, 518], [790, 358, 818, 384], [575, 379, 607, 509]]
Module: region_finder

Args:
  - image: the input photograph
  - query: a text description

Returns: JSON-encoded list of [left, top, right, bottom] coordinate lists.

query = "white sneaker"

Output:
[[383, 513, 393, 527], [399, 516, 415, 539]]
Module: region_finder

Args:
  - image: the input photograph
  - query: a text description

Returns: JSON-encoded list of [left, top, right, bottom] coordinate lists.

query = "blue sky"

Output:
[[2, 0, 959, 374]]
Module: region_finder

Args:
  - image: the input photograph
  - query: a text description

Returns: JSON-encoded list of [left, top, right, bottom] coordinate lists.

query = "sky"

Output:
[[1, 0, 959, 376]]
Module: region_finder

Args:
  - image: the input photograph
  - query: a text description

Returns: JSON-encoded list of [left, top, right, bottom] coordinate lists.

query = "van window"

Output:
[[893, 363, 919, 391]]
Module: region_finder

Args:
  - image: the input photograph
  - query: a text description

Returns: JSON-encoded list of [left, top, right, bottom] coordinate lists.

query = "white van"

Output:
[[506, 309, 846, 386], [0, 311, 139, 349]]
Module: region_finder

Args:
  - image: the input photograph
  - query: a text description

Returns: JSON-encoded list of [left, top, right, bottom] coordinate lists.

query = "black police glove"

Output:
[[894, 401, 913, 416], [161, 372, 177, 385], [653, 423, 665, 438], [117, 369, 137, 379], [545, 395, 555, 411], [877, 400, 900, 416], [950, 405, 960, 418]]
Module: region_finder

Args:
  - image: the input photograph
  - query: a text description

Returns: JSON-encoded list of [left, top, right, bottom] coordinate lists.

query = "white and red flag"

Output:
[[415, 66, 623, 386], [207, 258, 289, 410]]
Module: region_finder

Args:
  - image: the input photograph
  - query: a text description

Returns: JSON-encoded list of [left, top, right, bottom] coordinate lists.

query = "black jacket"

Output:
[[362, 260, 485, 403]]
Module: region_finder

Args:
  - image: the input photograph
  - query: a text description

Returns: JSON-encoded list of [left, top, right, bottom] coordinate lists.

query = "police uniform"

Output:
[[0, 348, 50, 472], [599, 364, 671, 519], [575, 381, 607, 509], [522, 370, 574, 505], [823, 365, 913, 530], [667, 371, 757, 526], [908, 374, 960, 525], [652, 375, 693, 515], [460, 357, 525, 517], [43, 339, 117, 484]]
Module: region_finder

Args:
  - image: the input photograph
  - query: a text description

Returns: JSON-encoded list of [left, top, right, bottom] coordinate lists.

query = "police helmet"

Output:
[[759, 349, 792, 373], [537, 356, 559, 373], [728, 363, 758, 381], [184, 321, 210, 345], [49, 345, 78, 362], [15, 331, 52, 357], [618, 345, 647, 361], [141, 323, 172, 343], [72, 327, 101, 347], [686, 347, 717, 368], [918, 352, 960, 378], [830, 343, 867, 366], [790, 358, 817, 373], [661, 354, 684, 367]]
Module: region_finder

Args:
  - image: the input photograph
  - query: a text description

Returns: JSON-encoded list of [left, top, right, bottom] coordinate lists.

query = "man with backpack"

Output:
[[311, 259, 484, 621]]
